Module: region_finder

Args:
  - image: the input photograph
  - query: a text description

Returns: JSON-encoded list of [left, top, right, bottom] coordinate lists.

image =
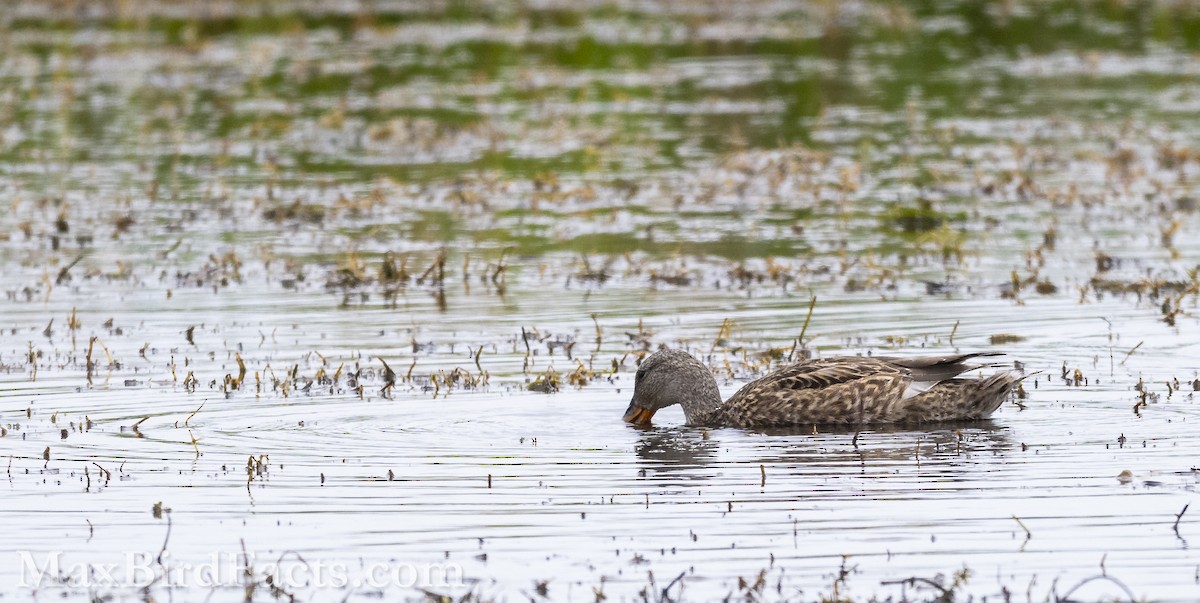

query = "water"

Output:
[[3, 1, 1200, 601]]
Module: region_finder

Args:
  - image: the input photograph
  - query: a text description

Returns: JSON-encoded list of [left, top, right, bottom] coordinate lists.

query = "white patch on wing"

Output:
[[901, 380, 938, 400]]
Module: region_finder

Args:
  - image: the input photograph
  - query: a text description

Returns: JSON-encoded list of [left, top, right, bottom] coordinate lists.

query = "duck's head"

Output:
[[623, 348, 721, 425]]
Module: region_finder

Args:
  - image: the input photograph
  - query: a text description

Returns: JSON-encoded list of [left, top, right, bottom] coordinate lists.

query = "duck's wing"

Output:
[[764, 356, 903, 389], [877, 352, 1006, 381], [720, 357, 910, 426], [876, 352, 1008, 395]]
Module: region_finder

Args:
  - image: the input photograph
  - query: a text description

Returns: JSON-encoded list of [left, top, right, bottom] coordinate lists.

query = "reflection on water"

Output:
[[634, 426, 720, 478], [635, 422, 1015, 481]]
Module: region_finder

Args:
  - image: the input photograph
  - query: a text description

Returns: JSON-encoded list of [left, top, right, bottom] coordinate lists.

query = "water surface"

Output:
[[3, 1, 1200, 601]]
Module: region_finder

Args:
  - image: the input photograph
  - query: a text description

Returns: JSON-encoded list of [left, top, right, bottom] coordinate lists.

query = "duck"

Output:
[[622, 348, 1021, 428]]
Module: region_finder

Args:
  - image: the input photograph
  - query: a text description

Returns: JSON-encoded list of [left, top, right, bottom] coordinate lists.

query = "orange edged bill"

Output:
[[623, 402, 656, 425]]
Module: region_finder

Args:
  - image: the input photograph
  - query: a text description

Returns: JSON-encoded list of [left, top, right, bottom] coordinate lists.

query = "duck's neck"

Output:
[[679, 372, 724, 426]]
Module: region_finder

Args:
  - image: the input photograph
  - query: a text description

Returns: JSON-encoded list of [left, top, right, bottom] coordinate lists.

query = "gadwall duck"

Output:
[[623, 349, 1020, 428]]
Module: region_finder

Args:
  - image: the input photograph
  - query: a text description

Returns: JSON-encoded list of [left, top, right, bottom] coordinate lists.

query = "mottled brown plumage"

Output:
[[622, 349, 1021, 428]]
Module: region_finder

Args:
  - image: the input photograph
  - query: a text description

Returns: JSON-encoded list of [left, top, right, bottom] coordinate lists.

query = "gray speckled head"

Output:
[[623, 348, 722, 426]]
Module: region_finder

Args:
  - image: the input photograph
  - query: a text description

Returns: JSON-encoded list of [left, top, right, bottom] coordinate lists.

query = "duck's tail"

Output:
[[965, 370, 1024, 418], [901, 369, 1022, 422]]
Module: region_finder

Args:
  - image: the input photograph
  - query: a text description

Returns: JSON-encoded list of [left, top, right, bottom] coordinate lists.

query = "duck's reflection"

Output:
[[632, 425, 719, 481], [632, 420, 1014, 482], [752, 421, 1014, 460]]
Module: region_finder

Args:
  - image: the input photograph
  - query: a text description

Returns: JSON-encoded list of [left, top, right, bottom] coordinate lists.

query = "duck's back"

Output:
[[717, 353, 1014, 427]]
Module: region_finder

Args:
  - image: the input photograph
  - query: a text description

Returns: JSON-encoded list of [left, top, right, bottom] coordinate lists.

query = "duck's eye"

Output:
[[635, 366, 647, 382]]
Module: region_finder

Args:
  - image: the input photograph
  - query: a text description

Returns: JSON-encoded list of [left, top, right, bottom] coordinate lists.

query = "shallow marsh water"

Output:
[[3, 1, 1200, 601]]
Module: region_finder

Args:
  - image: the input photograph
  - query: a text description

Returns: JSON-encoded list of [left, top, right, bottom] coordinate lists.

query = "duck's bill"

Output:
[[623, 403, 657, 425]]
